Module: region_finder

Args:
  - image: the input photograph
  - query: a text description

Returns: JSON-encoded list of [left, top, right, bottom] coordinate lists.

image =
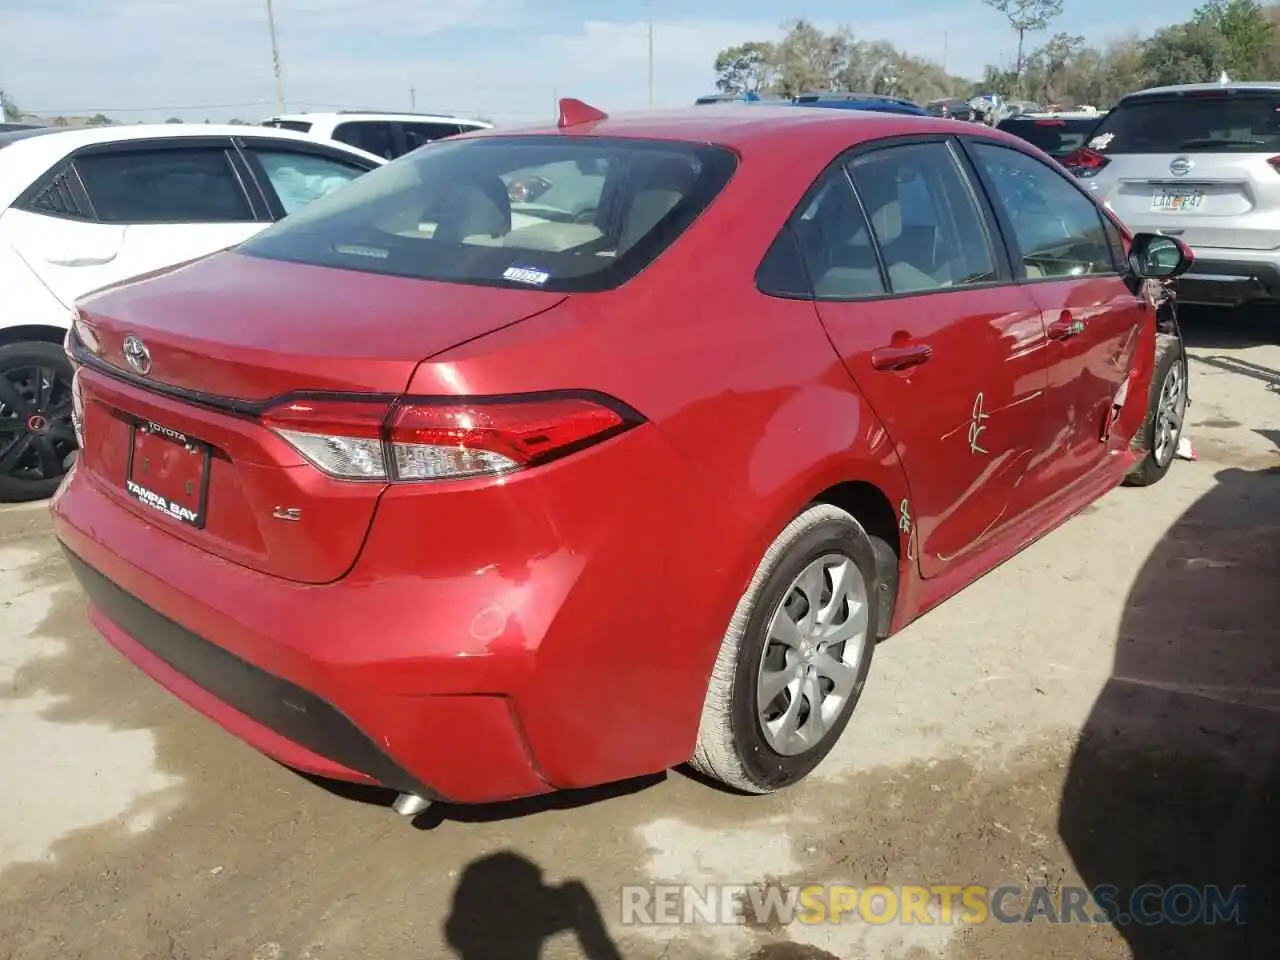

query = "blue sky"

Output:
[[1, 0, 1210, 125]]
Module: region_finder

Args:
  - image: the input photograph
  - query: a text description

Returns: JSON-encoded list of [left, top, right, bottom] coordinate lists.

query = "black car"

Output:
[[996, 113, 1105, 160], [925, 98, 975, 121]]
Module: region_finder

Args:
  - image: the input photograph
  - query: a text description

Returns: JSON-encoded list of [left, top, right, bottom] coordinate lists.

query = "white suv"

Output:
[[1070, 81, 1280, 307], [260, 111, 493, 160]]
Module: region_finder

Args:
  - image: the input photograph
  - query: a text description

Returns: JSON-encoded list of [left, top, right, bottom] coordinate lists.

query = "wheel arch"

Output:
[[0, 324, 70, 349]]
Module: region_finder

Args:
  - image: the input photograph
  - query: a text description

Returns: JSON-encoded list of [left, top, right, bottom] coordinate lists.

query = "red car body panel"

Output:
[[53, 108, 1157, 805]]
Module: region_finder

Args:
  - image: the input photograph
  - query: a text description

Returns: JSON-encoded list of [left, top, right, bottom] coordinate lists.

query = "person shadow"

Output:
[[1058, 440, 1280, 957], [443, 851, 624, 960]]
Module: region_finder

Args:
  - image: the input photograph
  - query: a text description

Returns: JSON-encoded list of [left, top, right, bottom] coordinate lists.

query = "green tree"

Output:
[[86, 113, 112, 126], [1142, 20, 1230, 85], [713, 41, 776, 93], [165, 117, 183, 124], [983, 0, 1065, 78], [1, 94, 18, 123], [1194, 0, 1274, 76], [771, 19, 851, 97]]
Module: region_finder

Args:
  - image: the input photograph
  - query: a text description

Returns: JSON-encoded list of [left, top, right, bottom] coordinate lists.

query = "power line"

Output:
[[24, 101, 275, 114]]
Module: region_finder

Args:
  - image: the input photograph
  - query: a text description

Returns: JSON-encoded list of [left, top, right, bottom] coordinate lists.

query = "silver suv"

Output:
[[1069, 81, 1280, 307]]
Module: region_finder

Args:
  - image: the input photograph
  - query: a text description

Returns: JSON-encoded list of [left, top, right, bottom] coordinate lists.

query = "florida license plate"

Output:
[[1151, 189, 1204, 212], [125, 420, 210, 528]]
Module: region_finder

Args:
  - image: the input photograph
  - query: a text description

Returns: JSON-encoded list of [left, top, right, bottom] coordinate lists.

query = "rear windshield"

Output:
[[997, 118, 1099, 156], [1087, 92, 1280, 154], [240, 135, 737, 293]]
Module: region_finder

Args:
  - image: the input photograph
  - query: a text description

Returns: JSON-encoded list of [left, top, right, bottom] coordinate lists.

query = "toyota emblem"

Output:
[[122, 335, 152, 376], [1169, 157, 1192, 177]]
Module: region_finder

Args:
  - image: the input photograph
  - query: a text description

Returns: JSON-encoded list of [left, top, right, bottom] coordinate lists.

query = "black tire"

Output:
[[0, 340, 78, 503], [1123, 333, 1186, 488], [689, 503, 888, 794]]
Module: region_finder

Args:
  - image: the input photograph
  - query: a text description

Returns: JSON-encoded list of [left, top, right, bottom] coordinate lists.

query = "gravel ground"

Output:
[[0, 307, 1276, 960]]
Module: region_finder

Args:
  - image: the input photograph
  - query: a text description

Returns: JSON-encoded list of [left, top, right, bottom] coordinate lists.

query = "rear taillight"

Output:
[[71, 368, 85, 447], [261, 393, 640, 482], [1061, 147, 1110, 178], [1267, 155, 1280, 173]]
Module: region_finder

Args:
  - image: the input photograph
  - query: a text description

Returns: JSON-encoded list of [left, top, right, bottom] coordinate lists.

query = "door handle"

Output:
[[1047, 314, 1085, 340], [870, 343, 933, 371]]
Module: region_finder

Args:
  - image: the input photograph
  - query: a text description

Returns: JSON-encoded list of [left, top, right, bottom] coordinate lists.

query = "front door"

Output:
[[962, 139, 1148, 495], [793, 137, 1053, 578]]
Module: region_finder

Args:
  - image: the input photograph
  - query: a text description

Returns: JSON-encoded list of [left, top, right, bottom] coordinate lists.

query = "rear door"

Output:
[[963, 137, 1148, 494], [1083, 88, 1280, 250], [794, 136, 1053, 577], [6, 137, 269, 307]]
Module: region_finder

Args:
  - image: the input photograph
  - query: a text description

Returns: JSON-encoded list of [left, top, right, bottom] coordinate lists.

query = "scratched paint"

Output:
[[969, 392, 990, 455]]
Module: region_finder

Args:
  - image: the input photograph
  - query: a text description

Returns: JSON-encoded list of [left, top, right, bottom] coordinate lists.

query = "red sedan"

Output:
[[52, 99, 1191, 813]]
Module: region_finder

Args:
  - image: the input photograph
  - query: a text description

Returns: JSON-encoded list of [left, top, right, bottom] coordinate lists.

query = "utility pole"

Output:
[[646, 0, 654, 107], [265, 0, 286, 114], [942, 32, 948, 74], [410, 85, 416, 110]]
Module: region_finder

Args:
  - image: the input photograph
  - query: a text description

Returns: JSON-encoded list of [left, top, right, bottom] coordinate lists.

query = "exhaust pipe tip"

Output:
[[392, 792, 431, 818]]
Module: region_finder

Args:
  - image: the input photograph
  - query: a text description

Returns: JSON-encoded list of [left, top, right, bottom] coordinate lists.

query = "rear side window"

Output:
[[239, 135, 737, 293], [403, 122, 463, 151], [1088, 93, 1280, 154], [74, 148, 255, 224], [333, 121, 396, 159]]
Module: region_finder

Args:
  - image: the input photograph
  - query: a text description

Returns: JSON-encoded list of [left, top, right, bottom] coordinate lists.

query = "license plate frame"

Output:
[[124, 419, 211, 529], [1151, 188, 1204, 212]]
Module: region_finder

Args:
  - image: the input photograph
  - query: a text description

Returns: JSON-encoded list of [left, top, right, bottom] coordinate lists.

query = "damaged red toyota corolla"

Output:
[[52, 98, 1192, 813]]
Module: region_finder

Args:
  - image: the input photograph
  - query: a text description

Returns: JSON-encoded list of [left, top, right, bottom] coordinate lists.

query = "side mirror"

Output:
[[1127, 232, 1193, 280]]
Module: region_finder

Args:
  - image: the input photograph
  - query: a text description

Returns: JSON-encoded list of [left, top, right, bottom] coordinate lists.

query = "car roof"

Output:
[[265, 111, 493, 127], [0, 123, 384, 210], [1122, 81, 1280, 101], [484, 104, 964, 153]]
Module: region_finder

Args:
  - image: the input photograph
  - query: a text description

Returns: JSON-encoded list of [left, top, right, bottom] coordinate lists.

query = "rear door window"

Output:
[[846, 141, 998, 293], [332, 121, 396, 159], [239, 135, 737, 293], [73, 146, 256, 224], [1087, 93, 1280, 154]]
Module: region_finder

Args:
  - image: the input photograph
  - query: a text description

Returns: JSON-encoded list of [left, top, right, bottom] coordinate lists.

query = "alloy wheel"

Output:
[[0, 363, 77, 485]]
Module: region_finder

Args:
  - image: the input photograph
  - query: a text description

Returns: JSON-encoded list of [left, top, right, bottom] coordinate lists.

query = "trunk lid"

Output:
[[73, 250, 566, 584]]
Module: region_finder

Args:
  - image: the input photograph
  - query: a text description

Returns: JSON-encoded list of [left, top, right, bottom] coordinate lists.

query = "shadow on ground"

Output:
[[1180, 305, 1280, 351], [1059, 436, 1280, 957]]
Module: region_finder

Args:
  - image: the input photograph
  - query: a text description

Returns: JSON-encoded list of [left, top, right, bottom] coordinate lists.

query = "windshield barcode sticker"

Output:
[[335, 244, 389, 259], [503, 266, 550, 286]]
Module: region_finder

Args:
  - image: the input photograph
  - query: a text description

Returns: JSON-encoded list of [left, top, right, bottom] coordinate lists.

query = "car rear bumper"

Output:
[[51, 419, 752, 805], [1176, 256, 1280, 306]]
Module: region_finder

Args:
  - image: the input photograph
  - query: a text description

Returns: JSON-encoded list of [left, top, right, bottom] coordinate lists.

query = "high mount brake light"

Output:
[[261, 394, 638, 482], [1061, 147, 1110, 177]]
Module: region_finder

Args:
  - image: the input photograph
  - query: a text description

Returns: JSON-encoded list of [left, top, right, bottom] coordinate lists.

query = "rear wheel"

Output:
[[0, 341, 77, 503], [1123, 333, 1186, 488], [689, 504, 887, 794]]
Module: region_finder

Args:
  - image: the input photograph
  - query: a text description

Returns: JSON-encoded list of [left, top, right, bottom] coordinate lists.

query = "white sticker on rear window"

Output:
[[1089, 132, 1115, 151], [503, 266, 550, 286], [335, 243, 389, 259]]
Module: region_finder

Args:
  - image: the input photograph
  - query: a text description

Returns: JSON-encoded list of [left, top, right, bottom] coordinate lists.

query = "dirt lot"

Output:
[[1, 310, 1277, 960]]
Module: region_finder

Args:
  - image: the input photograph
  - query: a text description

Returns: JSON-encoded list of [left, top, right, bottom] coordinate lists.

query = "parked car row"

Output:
[[50, 94, 1195, 817]]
